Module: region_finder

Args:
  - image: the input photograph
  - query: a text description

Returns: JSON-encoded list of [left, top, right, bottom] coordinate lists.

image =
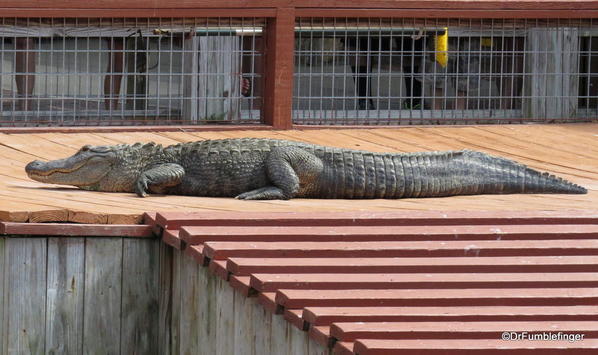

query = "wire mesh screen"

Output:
[[293, 17, 598, 125], [0, 18, 264, 126]]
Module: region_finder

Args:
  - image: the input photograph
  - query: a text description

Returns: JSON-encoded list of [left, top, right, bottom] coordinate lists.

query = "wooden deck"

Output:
[[0, 124, 596, 224]]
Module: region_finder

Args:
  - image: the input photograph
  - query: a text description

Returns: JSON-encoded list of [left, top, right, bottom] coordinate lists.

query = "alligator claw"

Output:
[[135, 177, 149, 197]]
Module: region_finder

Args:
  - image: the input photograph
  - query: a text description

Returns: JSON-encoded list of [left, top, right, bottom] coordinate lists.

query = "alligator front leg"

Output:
[[136, 163, 185, 197], [236, 146, 324, 200]]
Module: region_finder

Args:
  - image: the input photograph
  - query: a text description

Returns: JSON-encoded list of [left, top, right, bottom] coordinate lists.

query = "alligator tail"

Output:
[[419, 150, 588, 197]]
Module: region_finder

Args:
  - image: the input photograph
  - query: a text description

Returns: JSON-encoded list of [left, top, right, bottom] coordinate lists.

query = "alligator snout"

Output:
[[25, 160, 45, 174]]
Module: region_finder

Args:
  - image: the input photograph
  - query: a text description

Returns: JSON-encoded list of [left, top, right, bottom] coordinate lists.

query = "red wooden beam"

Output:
[[202, 239, 598, 260], [155, 210, 598, 230], [295, 8, 598, 18], [249, 272, 598, 292], [2, 0, 598, 10], [275, 287, 598, 308], [0, 124, 274, 135], [179, 224, 598, 246], [262, 7, 295, 129], [353, 338, 598, 354], [0, 221, 154, 237], [302, 305, 598, 325], [330, 320, 598, 341], [225, 255, 598, 275], [0, 8, 278, 18]]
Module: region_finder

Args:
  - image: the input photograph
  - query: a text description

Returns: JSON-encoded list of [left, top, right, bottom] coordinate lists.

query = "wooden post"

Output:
[[182, 34, 200, 122], [523, 27, 579, 119], [263, 7, 295, 129]]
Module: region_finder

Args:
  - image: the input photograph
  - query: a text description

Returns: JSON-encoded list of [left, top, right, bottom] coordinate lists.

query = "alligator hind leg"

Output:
[[235, 146, 324, 200]]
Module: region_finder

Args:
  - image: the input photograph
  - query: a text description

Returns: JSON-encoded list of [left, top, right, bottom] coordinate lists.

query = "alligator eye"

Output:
[[78, 145, 92, 154]]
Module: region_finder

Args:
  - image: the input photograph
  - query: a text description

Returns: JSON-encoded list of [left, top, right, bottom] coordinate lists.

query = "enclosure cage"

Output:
[[294, 17, 598, 125], [0, 16, 597, 126], [0, 17, 264, 126]]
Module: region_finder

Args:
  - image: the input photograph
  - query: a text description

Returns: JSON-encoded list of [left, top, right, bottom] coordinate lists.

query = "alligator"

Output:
[[25, 138, 587, 200]]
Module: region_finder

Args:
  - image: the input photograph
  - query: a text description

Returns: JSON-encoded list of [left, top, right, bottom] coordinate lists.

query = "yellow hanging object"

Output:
[[481, 37, 493, 47], [435, 27, 449, 68]]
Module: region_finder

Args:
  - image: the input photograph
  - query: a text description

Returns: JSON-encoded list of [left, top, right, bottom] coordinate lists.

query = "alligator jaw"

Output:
[[25, 151, 113, 187]]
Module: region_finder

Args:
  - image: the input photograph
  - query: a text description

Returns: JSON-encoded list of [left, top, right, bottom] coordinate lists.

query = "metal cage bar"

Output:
[[0, 17, 264, 126], [293, 17, 598, 125]]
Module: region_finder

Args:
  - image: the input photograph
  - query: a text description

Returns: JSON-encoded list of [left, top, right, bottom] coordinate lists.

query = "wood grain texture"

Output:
[[233, 293, 256, 355], [6, 238, 47, 355], [215, 277, 236, 355], [158, 243, 174, 355], [524, 28, 579, 118], [0, 238, 5, 355], [263, 8, 295, 129], [308, 337, 332, 355], [169, 249, 182, 355], [289, 322, 311, 355], [270, 313, 292, 354], [178, 252, 202, 354], [45, 238, 85, 355], [197, 256, 217, 355], [253, 299, 273, 354], [121, 238, 160, 355], [82, 238, 123, 355], [0, 222, 154, 237]]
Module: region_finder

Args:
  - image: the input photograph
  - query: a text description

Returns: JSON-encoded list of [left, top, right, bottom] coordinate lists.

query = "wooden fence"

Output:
[[0, 236, 326, 355], [0, 237, 160, 354]]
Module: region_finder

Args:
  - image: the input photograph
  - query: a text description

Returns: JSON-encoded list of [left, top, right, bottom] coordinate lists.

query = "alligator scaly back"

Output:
[[25, 138, 587, 199]]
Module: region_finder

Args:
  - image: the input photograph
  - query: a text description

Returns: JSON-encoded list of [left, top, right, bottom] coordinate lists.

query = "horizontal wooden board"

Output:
[[158, 209, 598, 230], [330, 320, 598, 341], [302, 305, 598, 325], [0, 222, 154, 237], [352, 339, 598, 354], [225, 256, 598, 275], [249, 272, 598, 291], [275, 287, 598, 308], [202, 239, 598, 259], [180, 224, 598, 245]]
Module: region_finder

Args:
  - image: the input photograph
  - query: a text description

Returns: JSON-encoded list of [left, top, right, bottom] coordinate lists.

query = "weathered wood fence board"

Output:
[[45, 238, 85, 355], [121, 239, 160, 355], [83, 238, 123, 355], [169, 250, 330, 355], [158, 242, 174, 355], [0, 238, 5, 355], [7, 238, 47, 355], [0, 237, 161, 355]]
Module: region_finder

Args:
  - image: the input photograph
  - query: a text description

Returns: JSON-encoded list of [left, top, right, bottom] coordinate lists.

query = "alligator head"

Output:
[[25, 143, 158, 192]]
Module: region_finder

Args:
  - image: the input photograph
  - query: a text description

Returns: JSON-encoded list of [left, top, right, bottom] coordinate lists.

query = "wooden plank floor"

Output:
[[0, 124, 596, 224]]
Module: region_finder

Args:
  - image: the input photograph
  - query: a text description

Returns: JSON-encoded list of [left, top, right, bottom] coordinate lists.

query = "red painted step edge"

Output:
[[276, 288, 598, 308], [302, 306, 598, 325], [155, 210, 598, 230], [352, 339, 598, 354], [180, 224, 598, 245], [226, 256, 598, 275], [203, 239, 598, 260], [329, 321, 598, 341]]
